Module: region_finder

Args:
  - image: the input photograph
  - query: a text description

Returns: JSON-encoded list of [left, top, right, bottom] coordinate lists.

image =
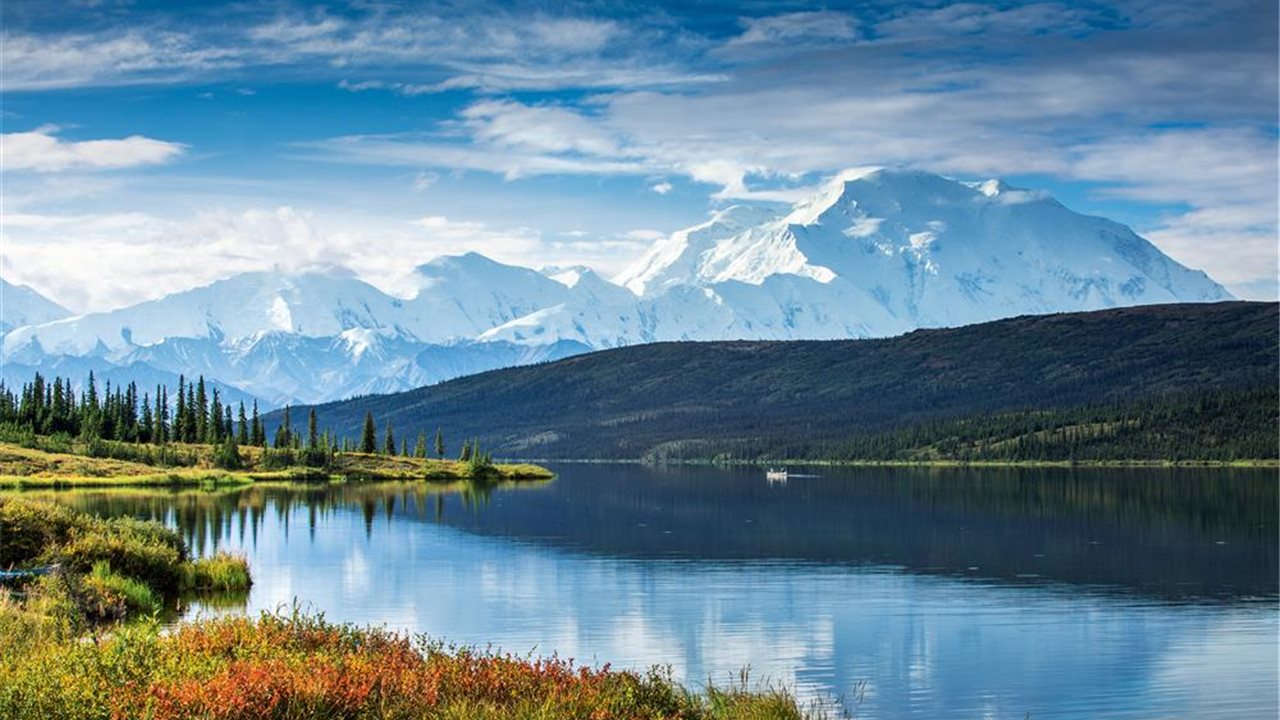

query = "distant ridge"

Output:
[[273, 302, 1278, 463]]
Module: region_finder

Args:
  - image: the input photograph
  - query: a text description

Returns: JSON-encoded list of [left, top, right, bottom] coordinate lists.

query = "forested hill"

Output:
[[273, 302, 1279, 463]]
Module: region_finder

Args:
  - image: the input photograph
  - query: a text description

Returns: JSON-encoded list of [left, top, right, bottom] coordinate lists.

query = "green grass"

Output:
[[180, 552, 251, 593], [87, 562, 160, 616]]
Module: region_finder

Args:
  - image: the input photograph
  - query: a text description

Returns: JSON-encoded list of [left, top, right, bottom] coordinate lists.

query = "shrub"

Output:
[[51, 524, 184, 593], [0, 610, 824, 720], [213, 436, 243, 470], [258, 447, 296, 470], [0, 497, 84, 566], [181, 552, 251, 592]]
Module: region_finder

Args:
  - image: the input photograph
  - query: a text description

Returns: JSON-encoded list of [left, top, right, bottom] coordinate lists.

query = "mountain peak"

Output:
[[1, 278, 71, 333], [413, 251, 500, 275]]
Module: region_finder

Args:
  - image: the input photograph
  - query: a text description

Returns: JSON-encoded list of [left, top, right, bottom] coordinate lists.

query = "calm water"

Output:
[[22, 465, 1279, 719]]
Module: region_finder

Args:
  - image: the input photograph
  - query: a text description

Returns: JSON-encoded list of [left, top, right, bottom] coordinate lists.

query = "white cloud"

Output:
[[412, 171, 439, 191], [624, 229, 666, 242], [730, 11, 860, 46], [460, 100, 623, 157], [1, 30, 243, 91], [3, 9, 717, 93], [2, 126, 186, 172], [650, 181, 673, 195], [873, 3, 1094, 40], [1060, 128, 1278, 298], [0, 206, 653, 312]]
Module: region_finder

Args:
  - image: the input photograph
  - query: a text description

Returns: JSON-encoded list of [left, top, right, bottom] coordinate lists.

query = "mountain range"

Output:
[[0, 168, 1230, 405]]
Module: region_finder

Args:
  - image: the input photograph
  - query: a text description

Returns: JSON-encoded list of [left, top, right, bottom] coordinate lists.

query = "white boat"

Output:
[[766, 468, 788, 481]]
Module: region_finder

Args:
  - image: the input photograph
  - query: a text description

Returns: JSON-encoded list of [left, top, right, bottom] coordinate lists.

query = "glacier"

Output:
[[0, 169, 1231, 405]]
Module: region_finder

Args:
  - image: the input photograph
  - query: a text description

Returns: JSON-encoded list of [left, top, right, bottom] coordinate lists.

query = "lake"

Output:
[[19, 464, 1278, 719]]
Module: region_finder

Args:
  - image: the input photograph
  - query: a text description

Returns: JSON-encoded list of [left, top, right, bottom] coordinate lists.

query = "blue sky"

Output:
[[2, 0, 1276, 311]]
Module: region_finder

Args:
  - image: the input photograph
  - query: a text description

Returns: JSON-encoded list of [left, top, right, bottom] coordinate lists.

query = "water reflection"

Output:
[[11, 466, 1277, 719]]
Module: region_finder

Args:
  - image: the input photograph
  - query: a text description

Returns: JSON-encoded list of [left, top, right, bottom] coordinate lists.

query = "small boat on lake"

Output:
[[766, 468, 788, 481]]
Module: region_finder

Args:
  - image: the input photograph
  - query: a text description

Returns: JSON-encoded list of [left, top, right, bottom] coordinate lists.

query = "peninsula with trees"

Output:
[[0, 372, 551, 488]]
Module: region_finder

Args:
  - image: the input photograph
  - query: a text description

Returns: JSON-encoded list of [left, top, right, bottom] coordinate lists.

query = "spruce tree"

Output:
[[154, 386, 167, 444], [361, 412, 377, 454], [185, 386, 197, 442], [414, 431, 427, 458], [250, 401, 264, 446], [383, 420, 395, 456], [139, 395, 154, 444], [434, 427, 444, 459], [195, 377, 208, 442], [275, 406, 292, 449], [308, 409, 319, 449], [174, 377, 186, 442], [215, 430, 242, 470], [237, 402, 249, 445], [208, 389, 223, 444]]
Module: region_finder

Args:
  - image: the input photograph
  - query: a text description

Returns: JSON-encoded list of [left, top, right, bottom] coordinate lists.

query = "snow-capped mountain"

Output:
[[1, 279, 70, 333], [1, 169, 1231, 405]]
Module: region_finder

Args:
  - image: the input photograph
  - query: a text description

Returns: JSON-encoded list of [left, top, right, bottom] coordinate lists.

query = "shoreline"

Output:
[[0, 441, 554, 489], [502, 457, 1279, 469]]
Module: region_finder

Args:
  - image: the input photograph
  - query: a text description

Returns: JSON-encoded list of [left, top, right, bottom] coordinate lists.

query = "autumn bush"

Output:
[[0, 609, 826, 720]]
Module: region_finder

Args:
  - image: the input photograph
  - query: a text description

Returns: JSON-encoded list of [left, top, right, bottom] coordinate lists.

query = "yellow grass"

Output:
[[0, 441, 554, 488]]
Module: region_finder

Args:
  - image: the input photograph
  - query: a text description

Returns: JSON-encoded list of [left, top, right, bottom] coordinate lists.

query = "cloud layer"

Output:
[[2, 0, 1275, 305]]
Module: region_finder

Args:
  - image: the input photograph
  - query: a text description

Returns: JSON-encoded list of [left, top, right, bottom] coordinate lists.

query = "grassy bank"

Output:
[[0, 608, 823, 720], [0, 497, 250, 624], [0, 440, 553, 488]]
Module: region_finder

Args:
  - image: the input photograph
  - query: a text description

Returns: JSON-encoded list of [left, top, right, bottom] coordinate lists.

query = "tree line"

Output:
[[639, 385, 1278, 464], [0, 372, 484, 469]]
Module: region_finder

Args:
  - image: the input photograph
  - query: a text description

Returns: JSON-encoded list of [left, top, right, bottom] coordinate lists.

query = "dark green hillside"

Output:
[[273, 302, 1279, 462]]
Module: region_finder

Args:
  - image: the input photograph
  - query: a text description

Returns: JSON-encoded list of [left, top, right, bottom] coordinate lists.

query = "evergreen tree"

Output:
[[139, 394, 154, 444], [185, 386, 197, 442], [85, 371, 99, 414], [361, 412, 377, 454], [274, 405, 293, 449], [414, 431, 427, 458], [195, 377, 208, 442], [214, 431, 242, 470], [237, 402, 249, 445], [250, 401, 264, 447], [434, 427, 444, 459], [174, 376, 186, 442], [154, 386, 167, 444], [308, 409, 319, 450], [207, 389, 223, 444], [383, 420, 395, 456]]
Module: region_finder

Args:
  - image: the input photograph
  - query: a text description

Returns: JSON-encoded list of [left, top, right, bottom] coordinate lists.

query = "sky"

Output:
[[1, 0, 1276, 312]]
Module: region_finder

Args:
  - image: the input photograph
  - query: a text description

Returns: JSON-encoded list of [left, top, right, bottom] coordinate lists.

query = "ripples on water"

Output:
[[17, 465, 1278, 719]]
